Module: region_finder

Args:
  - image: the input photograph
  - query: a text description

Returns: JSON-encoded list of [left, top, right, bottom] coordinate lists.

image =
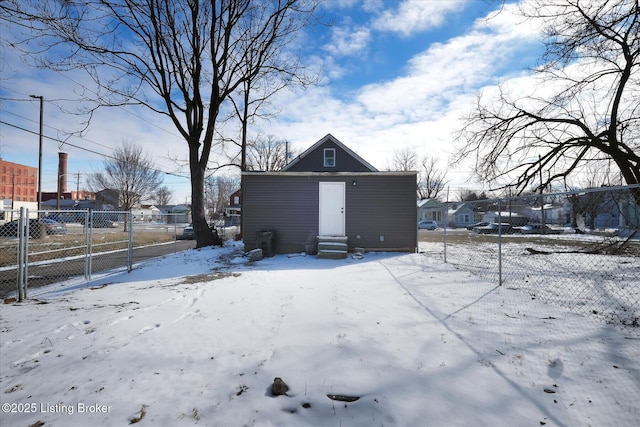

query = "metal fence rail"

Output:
[[419, 184, 640, 332], [0, 209, 198, 300]]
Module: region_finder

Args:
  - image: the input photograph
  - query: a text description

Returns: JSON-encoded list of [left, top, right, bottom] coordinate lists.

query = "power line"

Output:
[[52, 74, 183, 139], [1, 100, 117, 154], [0, 119, 191, 180], [1, 119, 114, 159], [1, 71, 183, 140]]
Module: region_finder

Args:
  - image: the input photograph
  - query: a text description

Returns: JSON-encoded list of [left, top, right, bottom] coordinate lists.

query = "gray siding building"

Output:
[[243, 134, 417, 255]]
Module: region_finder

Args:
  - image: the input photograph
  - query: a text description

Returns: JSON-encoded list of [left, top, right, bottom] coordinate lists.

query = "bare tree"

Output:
[[204, 174, 239, 220], [246, 135, 291, 171], [204, 175, 218, 220], [215, 175, 238, 215], [569, 159, 625, 190], [391, 148, 447, 199], [389, 147, 418, 172], [417, 157, 447, 200], [227, 5, 318, 172], [152, 186, 173, 206], [1, 0, 319, 247], [454, 0, 640, 203], [87, 142, 163, 230]]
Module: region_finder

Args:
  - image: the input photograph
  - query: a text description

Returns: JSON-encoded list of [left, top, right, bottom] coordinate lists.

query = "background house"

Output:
[[135, 205, 161, 222], [243, 134, 417, 256], [223, 189, 241, 226], [157, 205, 191, 224], [446, 202, 477, 228], [417, 199, 445, 227]]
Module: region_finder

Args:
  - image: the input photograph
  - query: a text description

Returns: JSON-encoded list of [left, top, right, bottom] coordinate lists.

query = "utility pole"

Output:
[[30, 95, 43, 212]]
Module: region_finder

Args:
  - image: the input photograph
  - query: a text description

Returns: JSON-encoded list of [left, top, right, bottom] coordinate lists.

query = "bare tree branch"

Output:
[[389, 147, 417, 172], [453, 0, 640, 203], [390, 148, 447, 199], [0, 0, 320, 247], [246, 135, 292, 171], [417, 157, 448, 200], [87, 141, 163, 230]]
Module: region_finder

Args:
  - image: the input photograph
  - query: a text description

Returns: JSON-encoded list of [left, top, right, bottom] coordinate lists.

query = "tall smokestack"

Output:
[[58, 152, 68, 194]]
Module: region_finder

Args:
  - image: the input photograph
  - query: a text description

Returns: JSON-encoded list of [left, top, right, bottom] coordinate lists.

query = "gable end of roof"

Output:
[[282, 133, 378, 172]]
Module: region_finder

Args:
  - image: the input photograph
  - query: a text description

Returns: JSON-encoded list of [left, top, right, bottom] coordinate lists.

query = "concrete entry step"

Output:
[[318, 241, 348, 252], [317, 236, 348, 259], [317, 250, 348, 260]]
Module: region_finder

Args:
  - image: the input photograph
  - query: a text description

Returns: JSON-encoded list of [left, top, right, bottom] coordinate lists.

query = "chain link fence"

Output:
[[0, 209, 200, 300], [419, 184, 640, 333]]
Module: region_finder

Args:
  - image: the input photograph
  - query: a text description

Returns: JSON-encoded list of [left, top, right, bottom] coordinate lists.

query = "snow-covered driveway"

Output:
[[1, 245, 638, 426]]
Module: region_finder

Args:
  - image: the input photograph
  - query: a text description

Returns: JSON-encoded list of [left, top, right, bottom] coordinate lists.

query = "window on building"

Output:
[[459, 214, 471, 223], [324, 148, 336, 167], [429, 211, 443, 222]]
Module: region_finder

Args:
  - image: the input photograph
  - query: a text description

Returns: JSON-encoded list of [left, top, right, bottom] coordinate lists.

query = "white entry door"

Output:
[[319, 182, 345, 236]]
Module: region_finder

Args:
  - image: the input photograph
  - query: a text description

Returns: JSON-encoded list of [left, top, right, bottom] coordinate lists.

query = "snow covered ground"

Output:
[[1, 242, 638, 426], [421, 235, 640, 328]]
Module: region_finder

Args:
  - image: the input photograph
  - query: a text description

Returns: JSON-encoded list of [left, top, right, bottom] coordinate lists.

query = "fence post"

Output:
[[173, 218, 177, 254], [16, 207, 26, 301], [442, 206, 448, 263], [497, 199, 503, 286], [127, 210, 133, 272], [83, 210, 90, 280], [87, 210, 93, 280]]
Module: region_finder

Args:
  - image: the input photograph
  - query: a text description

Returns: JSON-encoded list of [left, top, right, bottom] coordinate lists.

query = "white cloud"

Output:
[[324, 25, 371, 57], [372, 0, 469, 37], [351, 8, 539, 122], [2, 0, 548, 200], [265, 1, 544, 187]]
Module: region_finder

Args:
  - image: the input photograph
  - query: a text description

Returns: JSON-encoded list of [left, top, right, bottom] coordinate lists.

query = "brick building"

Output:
[[0, 158, 38, 203]]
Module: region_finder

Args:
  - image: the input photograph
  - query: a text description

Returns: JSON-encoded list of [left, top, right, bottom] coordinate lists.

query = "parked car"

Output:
[[474, 222, 514, 234], [79, 215, 119, 228], [467, 221, 490, 231], [515, 223, 562, 235], [0, 218, 65, 237], [82, 217, 118, 228], [418, 220, 438, 230], [0, 219, 37, 238], [91, 218, 118, 228], [40, 218, 67, 235], [44, 212, 84, 224], [180, 224, 195, 240]]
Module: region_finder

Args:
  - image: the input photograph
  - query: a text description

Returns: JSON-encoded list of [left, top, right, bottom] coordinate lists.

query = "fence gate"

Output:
[[1, 209, 135, 301]]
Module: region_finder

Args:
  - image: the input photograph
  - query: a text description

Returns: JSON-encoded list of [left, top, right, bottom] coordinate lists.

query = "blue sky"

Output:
[[0, 0, 542, 203]]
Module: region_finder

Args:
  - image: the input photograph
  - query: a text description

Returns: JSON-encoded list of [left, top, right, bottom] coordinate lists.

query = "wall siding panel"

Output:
[[243, 173, 417, 254]]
